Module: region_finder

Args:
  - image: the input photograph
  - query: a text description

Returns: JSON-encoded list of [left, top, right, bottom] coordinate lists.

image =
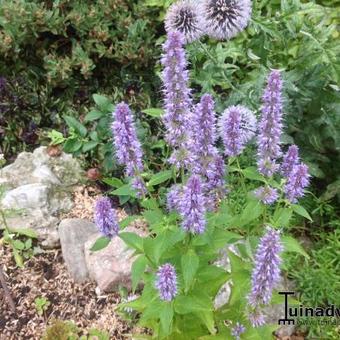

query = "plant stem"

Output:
[[235, 158, 247, 194]]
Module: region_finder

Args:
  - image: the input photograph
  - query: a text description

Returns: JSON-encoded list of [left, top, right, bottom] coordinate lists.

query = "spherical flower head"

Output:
[[94, 197, 119, 238], [166, 185, 183, 212], [231, 322, 246, 339], [202, 0, 252, 40], [257, 70, 284, 176], [281, 145, 299, 177], [248, 227, 283, 307], [219, 105, 256, 157], [179, 175, 206, 234], [284, 163, 310, 203], [254, 186, 279, 205], [155, 263, 178, 301], [165, 0, 205, 43]]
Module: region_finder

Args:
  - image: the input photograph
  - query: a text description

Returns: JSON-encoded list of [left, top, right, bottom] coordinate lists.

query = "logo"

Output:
[[278, 291, 340, 326]]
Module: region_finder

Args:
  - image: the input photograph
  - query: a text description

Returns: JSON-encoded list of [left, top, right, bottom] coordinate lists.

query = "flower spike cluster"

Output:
[[257, 70, 284, 176], [165, 0, 205, 43], [111, 102, 146, 197], [254, 186, 279, 205], [281, 145, 299, 177], [284, 163, 310, 203], [231, 322, 246, 340], [248, 227, 283, 326], [161, 31, 193, 169], [155, 263, 178, 301], [94, 197, 119, 238], [219, 105, 256, 157], [179, 175, 206, 234]]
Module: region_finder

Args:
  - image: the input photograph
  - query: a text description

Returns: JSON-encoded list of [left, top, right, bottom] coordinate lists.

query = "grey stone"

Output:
[[0, 147, 83, 248], [59, 219, 97, 282], [84, 227, 147, 292]]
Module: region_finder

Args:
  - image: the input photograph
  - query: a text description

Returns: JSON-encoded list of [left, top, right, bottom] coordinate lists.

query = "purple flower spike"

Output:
[[284, 163, 310, 203], [202, 0, 252, 41], [248, 227, 283, 307], [179, 175, 206, 234], [248, 308, 266, 328], [166, 185, 182, 212], [131, 176, 147, 199], [231, 322, 246, 340], [257, 70, 284, 176], [112, 103, 145, 197], [254, 186, 279, 205], [161, 31, 193, 168], [155, 263, 178, 301], [219, 105, 256, 157], [165, 0, 205, 43], [94, 197, 119, 238], [281, 145, 299, 177]]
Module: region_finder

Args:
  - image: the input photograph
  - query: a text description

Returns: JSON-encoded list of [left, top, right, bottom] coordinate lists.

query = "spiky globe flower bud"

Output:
[[231, 322, 246, 339], [202, 0, 252, 40], [257, 70, 284, 176], [179, 175, 206, 234], [165, 0, 205, 43], [254, 186, 279, 205], [219, 105, 256, 157], [284, 163, 310, 203], [94, 197, 119, 238], [155, 263, 178, 301], [248, 227, 283, 307]]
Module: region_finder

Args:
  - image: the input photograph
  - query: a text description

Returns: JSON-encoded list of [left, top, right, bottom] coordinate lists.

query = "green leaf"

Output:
[[142, 108, 164, 117], [291, 204, 313, 221], [13, 228, 38, 238], [196, 310, 216, 335], [119, 215, 139, 229], [242, 167, 266, 182], [111, 184, 134, 197], [159, 303, 174, 336], [93, 94, 114, 112], [148, 170, 172, 186], [13, 248, 24, 268], [90, 236, 111, 251], [63, 139, 82, 153], [82, 141, 98, 152], [174, 296, 211, 314], [13, 239, 25, 250], [84, 110, 104, 122], [119, 232, 144, 252], [181, 250, 199, 292], [272, 208, 293, 227], [282, 235, 309, 259], [131, 255, 147, 292], [64, 115, 87, 137], [102, 177, 124, 188]]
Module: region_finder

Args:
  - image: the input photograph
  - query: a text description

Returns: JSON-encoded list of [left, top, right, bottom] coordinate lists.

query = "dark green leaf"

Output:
[[64, 115, 87, 137], [291, 204, 313, 221], [181, 250, 199, 292], [90, 236, 111, 251], [120, 232, 144, 252], [131, 255, 147, 291], [148, 170, 172, 186], [142, 108, 164, 117]]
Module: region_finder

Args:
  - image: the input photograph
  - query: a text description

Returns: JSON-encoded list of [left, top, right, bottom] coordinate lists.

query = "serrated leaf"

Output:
[[13, 239, 25, 250], [282, 235, 309, 259], [272, 208, 293, 227], [131, 255, 147, 292], [90, 236, 111, 251], [13, 228, 38, 238], [242, 167, 266, 182], [111, 184, 134, 197], [196, 310, 216, 334], [64, 115, 87, 137], [159, 303, 174, 336], [119, 215, 139, 229], [82, 141, 98, 152], [84, 110, 103, 122], [148, 170, 172, 186], [102, 177, 124, 188], [93, 94, 114, 112], [174, 296, 211, 314], [291, 204, 313, 221], [120, 232, 144, 252], [181, 250, 199, 292]]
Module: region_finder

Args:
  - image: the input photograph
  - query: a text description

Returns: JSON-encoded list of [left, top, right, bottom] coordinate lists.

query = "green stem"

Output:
[[235, 158, 247, 194]]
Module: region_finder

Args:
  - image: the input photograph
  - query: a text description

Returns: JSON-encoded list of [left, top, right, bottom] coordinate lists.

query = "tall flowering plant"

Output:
[[91, 4, 312, 339]]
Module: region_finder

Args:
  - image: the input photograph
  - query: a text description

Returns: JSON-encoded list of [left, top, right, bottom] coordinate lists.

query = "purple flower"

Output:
[[112, 102, 145, 197], [257, 70, 284, 176], [281, 145, 299, 177], [155, 263, 178, 301], [219, 105, 256, 157], [254, 186, 279, 205], [161, 31, 193, 168], [231, 322, 246, 339], [94, 197, 119, 238], [284, 163, 310, 203], [179, 175, 206, 234], [131, 176, 147, 199], [165, 0, 205, 43], [248, 227, 283, 307], [248, 308, 266, 328], [166, 185, 182, 212], [202, 0, 252, 40]]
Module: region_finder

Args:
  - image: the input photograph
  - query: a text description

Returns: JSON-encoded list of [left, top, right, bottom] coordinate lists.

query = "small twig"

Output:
[[0, 264, 16, 313]]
